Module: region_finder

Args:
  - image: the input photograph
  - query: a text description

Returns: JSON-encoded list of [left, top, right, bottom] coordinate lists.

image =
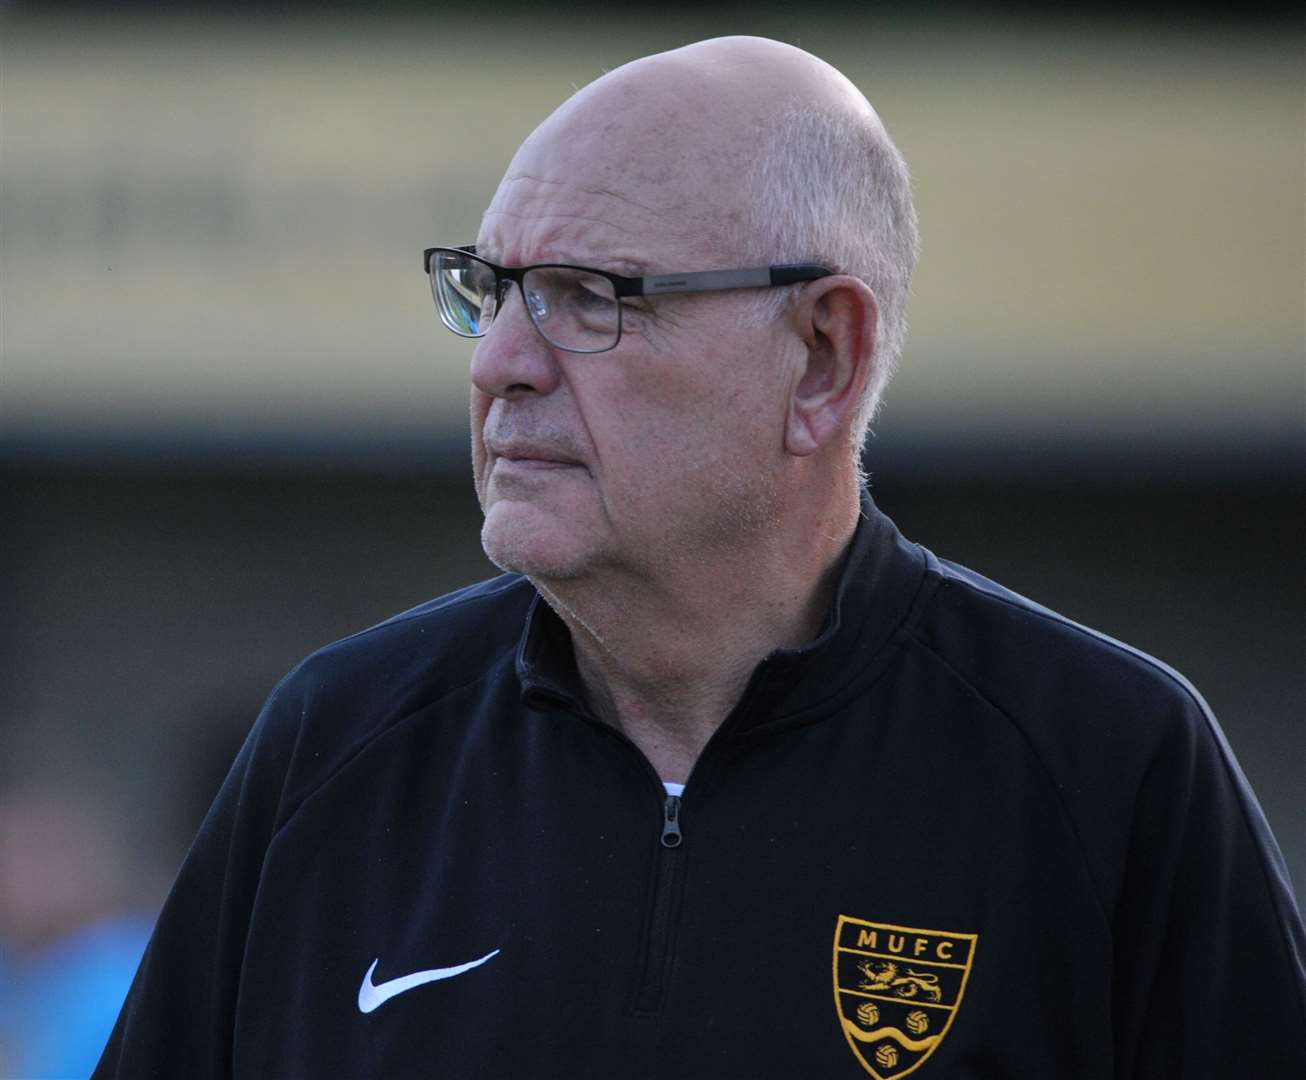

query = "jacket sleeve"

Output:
[[1109, 693, 1306, 1078], [93, 674, 302, 1079]]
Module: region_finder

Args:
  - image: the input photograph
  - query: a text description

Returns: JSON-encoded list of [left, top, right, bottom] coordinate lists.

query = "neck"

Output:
[[535, 478, 861, 784]]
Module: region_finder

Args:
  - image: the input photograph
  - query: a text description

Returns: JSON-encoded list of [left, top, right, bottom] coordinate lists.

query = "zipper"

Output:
[[634, 794, 685, 1013], [560, 664, 775, 1017], [660, 794, 683, 848], [562, 709, 691, 1014], [625, 666, 778, 1015]]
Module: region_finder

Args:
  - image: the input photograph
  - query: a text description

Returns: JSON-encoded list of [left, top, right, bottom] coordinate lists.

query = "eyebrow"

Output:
[[474, 241, 650, 279], [551, 254, 651, 277]]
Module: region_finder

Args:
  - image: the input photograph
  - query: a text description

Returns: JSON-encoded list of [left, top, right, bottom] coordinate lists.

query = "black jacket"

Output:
[[97, 497, 1306, 1078]]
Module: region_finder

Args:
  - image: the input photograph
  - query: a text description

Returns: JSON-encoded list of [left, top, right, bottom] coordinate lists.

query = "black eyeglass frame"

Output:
[[423, 244, 834, 354]]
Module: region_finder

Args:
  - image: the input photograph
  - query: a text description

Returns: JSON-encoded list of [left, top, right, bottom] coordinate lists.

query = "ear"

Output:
[[784, 276, 878, 457]]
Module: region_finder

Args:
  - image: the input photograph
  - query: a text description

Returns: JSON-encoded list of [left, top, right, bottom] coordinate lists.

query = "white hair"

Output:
[[739, 104, 920, 451]]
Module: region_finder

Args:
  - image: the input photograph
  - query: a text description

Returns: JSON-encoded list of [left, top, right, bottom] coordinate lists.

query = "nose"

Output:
[[470, 283, 564, 400]]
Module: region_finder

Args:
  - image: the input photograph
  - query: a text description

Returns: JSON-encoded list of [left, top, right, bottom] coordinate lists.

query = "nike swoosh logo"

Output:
[[357, 949, 501, 1014]]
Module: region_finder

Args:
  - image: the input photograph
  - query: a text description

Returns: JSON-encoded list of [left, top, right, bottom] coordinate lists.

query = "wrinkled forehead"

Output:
[[478, 77, 754, 272]]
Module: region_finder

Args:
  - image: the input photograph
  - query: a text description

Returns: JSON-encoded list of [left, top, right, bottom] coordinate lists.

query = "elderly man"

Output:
[[98, 37, 1303, 1079]]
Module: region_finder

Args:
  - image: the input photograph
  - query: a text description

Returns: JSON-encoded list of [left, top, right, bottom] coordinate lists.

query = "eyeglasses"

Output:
[[423, 245, 833, 354]]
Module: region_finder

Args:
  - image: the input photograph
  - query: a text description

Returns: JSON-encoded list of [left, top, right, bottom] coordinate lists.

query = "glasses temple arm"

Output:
[[636, 264, 831, 296]]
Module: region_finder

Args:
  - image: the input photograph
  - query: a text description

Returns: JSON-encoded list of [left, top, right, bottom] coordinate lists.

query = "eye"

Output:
[[575, 282, 609, 308]]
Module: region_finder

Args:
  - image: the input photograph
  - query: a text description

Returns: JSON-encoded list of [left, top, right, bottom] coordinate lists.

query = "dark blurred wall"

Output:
[[2, 463, 1301, 907]]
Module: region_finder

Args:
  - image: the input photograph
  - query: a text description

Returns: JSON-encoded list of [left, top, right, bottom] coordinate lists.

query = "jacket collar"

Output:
[[516, 487, 928, 729]]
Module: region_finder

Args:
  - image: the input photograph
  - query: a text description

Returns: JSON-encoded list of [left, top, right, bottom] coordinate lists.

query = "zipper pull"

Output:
[[661, 794, 683, 848]]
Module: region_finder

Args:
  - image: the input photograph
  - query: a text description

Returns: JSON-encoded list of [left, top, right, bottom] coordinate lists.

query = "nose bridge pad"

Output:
[[495, 277, 514, 313]]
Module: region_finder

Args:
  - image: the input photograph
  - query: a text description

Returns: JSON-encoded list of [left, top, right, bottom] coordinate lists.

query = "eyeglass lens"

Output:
[[431, 251, 621, 353], [433, 253, 496, 336]]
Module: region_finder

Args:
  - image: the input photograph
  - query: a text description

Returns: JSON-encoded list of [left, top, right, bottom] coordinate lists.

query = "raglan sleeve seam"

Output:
[[265, 641, 520, 846], [904, 630, 1114, 934]]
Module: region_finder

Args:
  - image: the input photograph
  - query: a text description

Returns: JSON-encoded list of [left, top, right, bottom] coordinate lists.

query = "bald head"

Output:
[[506, 39, 881, 249], [543, 38, 876, 159]]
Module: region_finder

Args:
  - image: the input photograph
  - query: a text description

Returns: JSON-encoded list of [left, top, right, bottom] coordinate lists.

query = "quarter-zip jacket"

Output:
[[96, 495, 1306, 1078]]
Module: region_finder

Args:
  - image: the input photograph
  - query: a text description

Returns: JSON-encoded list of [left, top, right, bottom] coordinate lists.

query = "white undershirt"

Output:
[[663, 782, 685, 797]]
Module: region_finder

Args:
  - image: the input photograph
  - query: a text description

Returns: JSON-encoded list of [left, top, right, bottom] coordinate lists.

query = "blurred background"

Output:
[[1, 2, 1302, 1073]]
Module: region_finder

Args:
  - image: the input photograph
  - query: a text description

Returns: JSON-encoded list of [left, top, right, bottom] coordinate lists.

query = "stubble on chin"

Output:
[[479, 501, 596, 582]]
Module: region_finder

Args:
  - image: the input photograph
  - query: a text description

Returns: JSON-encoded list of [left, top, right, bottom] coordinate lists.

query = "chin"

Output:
[[480, 503, 596, 582]]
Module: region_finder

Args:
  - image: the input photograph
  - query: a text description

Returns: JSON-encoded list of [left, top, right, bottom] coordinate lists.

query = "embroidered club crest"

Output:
[[833, 915, 978, 1078]]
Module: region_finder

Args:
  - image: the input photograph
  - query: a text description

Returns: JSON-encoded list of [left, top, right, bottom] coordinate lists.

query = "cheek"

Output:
[[594, 368, 776, 490], [627, 339, 783, 453]]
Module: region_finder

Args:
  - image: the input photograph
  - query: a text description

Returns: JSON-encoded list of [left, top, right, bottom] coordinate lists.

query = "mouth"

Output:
[[487, 442, 585, 473], [494, 456, 578, 472]]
